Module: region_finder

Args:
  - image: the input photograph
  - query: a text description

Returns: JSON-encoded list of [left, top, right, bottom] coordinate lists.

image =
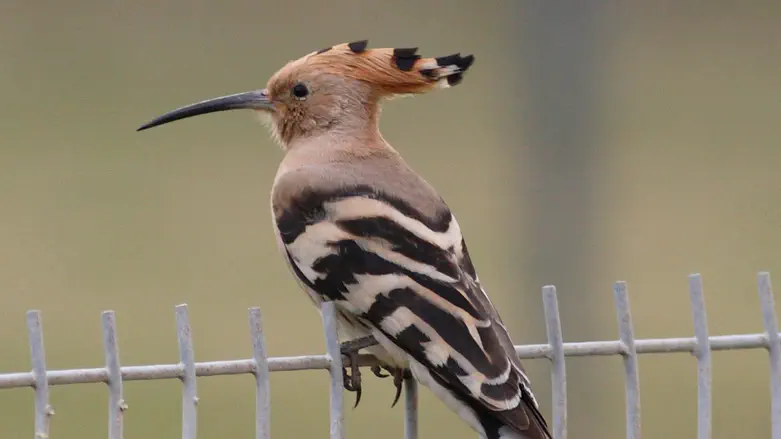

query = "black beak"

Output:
[[137, 89, 273, 132]]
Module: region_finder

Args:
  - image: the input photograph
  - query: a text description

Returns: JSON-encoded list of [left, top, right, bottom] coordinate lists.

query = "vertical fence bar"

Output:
[[102, 311, 126, 439], [542, 285, 566, 439], [248, 308, 271, 439], [175, 305, 198, 439], [322, 302, 344, 439], [688, 274, 712, 439], [758, 272, 781, 439], [613, 281, 641, 439], [27, 311, 53, 439], [404, 376, 418, 439]]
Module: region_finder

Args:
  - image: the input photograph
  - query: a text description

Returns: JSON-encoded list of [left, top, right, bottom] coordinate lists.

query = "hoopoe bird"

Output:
[[138, 40, 551, 439]]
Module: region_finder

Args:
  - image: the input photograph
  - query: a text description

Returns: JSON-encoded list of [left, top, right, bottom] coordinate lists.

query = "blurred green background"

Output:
[[1, 1, 780, 438]]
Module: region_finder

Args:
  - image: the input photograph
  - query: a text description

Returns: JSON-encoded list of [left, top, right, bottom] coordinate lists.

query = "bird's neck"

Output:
[[281, 109, 393, 151], [277, 124, 399, 176], [289, 128, 393, 155]]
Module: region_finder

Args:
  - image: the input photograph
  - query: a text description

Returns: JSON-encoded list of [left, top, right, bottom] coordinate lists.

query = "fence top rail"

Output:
[[1, 271, 778, 439], [0, 327, 778, 390]]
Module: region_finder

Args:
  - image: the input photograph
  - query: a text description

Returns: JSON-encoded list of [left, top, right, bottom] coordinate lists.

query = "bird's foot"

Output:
[[339, 336, 410, 408], [366, 364, 412, 408], [388, 367, 412, 408], [370, 364, 390, 378], [340, 335, 379, 408]]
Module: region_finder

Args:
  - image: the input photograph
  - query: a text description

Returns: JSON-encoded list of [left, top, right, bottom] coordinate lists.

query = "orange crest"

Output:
[[272, 40, 475, 96]]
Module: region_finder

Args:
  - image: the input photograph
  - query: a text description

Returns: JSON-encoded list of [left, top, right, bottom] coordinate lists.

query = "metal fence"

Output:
[[1, 271, 779, 439]]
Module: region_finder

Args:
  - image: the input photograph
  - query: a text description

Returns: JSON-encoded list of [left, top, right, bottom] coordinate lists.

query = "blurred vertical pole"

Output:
[[510, 2, 612, 437]]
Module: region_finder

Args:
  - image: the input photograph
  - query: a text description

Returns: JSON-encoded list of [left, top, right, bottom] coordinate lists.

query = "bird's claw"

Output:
[[339, 336, 411, 408], [371, 364, 390, 378], [367, 364, 411, 408], [389, 367, 411, 408], [340, 335, 379, 409], [341, 350, 363, 408]]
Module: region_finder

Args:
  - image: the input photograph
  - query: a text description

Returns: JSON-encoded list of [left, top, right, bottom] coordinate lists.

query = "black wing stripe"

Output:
[[404, 269, 483, 320], [309, 239, 483, 320], [445, 356, 469, 376], [336, 185, 453, 232], [277, 201, 326, 245], [364, 288, 404, 323], [480, 376, 521, 404], [374, 323, 521, 439], [364, 286, 500, 375], [285, 249, 318, 291], [276, 185, 453, 245], [387, 287, 500, 374], [396, 325, 431, 356], [336, 217, 459, 279], [475, 325, 517, 379], [459, 238, 478, 279], [299, 238, 502, 376], [310, 240, 398, 301]]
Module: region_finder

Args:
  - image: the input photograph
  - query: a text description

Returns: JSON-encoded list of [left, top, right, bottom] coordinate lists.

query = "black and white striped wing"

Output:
[[276, 186, 550, 439]]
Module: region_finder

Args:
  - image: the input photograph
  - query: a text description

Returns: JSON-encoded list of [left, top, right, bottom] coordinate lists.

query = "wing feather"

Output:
[[275, 184, 550, 439]]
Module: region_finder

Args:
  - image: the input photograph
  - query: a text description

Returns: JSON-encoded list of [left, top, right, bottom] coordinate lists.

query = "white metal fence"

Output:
[[1, 272, 779, 439]]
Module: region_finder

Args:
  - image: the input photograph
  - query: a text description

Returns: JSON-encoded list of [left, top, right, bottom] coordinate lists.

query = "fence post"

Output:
[[543, 285, 566, 439], [403, 376, 418, 439], [688, 274, 712, 439], [249, 308, 271, 439], [322, 302, 345, 439], [613, 281, 641, 439], [175, 305, 198, 439], [758, 272, 781, 439], [102, 311, 126, 439], [27, 310, 53, 439]]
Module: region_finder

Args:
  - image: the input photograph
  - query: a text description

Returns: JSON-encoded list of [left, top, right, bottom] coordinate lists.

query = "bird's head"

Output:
[[137, 40, 474, 147]]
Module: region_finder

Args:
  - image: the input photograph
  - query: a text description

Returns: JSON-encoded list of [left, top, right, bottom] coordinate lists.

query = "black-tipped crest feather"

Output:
[[305, 40, 476, 93], [347, 40, 369, 53]]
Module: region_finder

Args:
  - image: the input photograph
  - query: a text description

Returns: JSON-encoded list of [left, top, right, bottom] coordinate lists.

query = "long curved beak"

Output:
[[137, 89, 273, 132]]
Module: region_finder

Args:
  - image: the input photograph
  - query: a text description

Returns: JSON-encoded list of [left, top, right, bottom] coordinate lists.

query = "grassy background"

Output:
[[1, 1, 780, 438]]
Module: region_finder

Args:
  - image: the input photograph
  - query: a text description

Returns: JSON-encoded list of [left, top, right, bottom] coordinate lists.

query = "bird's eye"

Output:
[[292, 83, 309, 100]]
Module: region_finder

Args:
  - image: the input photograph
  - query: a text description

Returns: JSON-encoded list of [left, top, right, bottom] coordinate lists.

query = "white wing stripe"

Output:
[[324, 196, 463, 251]]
